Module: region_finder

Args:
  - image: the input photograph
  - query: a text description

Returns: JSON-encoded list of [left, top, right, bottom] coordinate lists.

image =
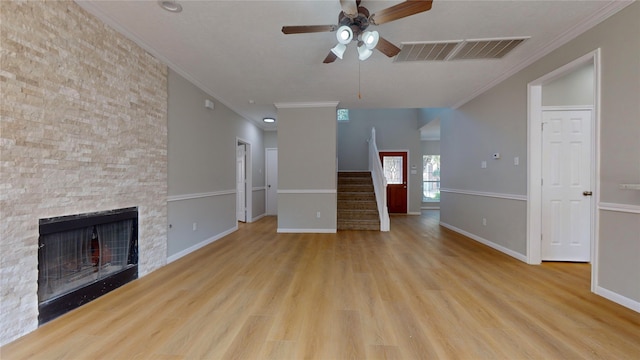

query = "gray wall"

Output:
[[422, 140, 440, 156], [337, 108, 423, 214], [277, 105, 337, 231], [542, 62, 594, 106], [167, 69, 265, 258], [264, 130, 278, 148], [441, 2, 640, 304]]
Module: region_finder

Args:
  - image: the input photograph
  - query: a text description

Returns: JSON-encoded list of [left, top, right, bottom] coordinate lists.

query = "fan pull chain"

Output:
[[358, 61, 362, 99]]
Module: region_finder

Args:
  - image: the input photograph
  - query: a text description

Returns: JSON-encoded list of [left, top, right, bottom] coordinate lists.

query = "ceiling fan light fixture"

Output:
[[361, 31, 379, 50], [336, 25, 353, 44], [357, 45, 373, 61], [330, 43, 347, 59], [158, 0, 182, 13]]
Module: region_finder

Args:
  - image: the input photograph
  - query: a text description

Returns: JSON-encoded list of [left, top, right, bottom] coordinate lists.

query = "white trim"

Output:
[[541, 105, 594, 111], [619, 184, 640, 190], [440, 188, 527, 201], [599, 202, 640, 214], [440, 222, 528, 263], [278, 189, 336, 194], [595, 286, 640, 313], [274, 101, 339, 109], [166, 225, 238, 263], [451, 1, 631, 109], [421, 206, 441, 210], [252, 186, 266, 192], [252, 213, 266, 222], [277, 228, 337, 233], [167, 190, 235, 202], [407, 212, 421, 216]]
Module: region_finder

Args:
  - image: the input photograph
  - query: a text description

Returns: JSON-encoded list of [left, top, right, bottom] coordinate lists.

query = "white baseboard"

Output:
[[596, 286, 640, 313], [166, 225, 238, 263], [277, 228, 336, 233], [251, 213, 266, 222], [407, 212, 422, 216], [439, 222, 528, 263]]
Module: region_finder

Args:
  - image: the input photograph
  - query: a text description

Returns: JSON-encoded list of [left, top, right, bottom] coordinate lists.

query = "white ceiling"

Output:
[[76, 0, 628, 130]]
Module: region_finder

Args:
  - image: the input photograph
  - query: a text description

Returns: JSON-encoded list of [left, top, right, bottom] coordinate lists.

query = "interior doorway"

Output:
[[527, 50, 599, 290], [379, 151, 408, 214]]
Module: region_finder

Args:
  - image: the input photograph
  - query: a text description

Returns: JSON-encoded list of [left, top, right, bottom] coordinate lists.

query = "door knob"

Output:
[[583, 191, 593, 196]]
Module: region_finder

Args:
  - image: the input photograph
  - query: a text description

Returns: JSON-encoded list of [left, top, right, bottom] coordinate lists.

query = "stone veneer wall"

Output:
[[0, 0, 168, 345]]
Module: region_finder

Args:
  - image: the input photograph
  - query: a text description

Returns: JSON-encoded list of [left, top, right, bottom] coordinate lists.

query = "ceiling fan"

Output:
[[282, 0, 433, 63]]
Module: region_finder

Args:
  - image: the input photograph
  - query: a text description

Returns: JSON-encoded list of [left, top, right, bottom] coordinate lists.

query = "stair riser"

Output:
[[338, 186, 374, 192], [338, 203, 378, 210]]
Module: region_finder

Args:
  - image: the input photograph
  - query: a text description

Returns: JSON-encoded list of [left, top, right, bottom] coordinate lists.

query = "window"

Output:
[[337, 109, 349, 121], [423, 155, 440, 202]]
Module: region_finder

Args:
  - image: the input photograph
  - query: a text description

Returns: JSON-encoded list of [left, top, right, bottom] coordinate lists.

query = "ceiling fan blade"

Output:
[[375, 36, 402, 58], [370, 0, 433, 25], [282, 25, 338, 34], [323, 51, 338, 64]]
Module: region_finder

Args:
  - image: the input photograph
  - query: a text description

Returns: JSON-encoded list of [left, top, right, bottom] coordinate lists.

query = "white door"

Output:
[[236, 144, 246, 222], [541, 110, 592, 261], [266, 148, 278, 215]]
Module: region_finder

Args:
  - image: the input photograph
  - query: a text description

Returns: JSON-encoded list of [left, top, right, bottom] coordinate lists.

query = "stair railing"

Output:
[[368, 127, 390, 231]]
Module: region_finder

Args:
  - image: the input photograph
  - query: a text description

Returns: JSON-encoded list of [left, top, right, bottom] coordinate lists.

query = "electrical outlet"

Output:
[[481, 161, 487, 169], [192, 222, 197, 231], [482, 218, 487, 226], [316, 211, 321, 218]]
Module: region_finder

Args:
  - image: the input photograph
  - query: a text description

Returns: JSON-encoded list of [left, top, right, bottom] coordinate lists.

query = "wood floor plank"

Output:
[[2, 211, 640, 359]]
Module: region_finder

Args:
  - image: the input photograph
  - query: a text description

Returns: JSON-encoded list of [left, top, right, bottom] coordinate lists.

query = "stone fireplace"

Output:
[[1, 1, 168, 346], [38, 208, 139, 324]]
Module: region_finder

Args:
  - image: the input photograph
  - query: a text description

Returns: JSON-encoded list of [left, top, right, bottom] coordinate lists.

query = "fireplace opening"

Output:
[[38, 207, 138, 324]]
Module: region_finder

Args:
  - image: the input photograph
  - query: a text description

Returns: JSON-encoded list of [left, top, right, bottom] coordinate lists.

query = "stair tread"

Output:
[[337, 172, 379, 231]]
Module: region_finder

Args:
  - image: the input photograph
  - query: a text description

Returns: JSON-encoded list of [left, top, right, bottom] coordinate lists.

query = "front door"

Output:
[[379, 151, 408, 214], [541, 110, 592, 262]]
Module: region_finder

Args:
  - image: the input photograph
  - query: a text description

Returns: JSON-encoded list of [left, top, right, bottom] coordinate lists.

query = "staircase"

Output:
[[337, 172, 380, 231]]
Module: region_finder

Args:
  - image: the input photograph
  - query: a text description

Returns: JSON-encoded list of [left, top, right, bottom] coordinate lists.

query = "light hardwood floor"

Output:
[[2, 211, 640, 359]]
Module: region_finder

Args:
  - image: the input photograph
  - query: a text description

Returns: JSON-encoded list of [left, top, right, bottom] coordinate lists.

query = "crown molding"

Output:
[[274, 102, 340, 109]]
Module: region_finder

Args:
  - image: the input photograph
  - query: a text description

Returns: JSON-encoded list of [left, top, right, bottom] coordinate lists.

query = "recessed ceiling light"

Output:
[[158, 0, 182, 13], [263, 118, 276, 123]]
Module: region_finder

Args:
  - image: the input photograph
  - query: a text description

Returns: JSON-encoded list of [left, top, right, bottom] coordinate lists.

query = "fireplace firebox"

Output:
[[38, 207, 138, 324]]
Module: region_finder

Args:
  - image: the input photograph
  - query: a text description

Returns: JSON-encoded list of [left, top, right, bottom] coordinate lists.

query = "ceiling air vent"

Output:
[[395, 41, 461, 62], [450, 37, 528, 60], [394, 37, 529, 62]]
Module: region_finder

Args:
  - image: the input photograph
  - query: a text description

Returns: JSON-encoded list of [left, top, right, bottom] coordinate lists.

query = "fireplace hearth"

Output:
[[38, 207, 138, 324]]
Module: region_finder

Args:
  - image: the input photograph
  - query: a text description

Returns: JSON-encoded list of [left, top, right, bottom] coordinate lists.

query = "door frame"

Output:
[[527, 49, 600, 291], [379, 150, 410, 214], [236, 137, 253, 222]]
